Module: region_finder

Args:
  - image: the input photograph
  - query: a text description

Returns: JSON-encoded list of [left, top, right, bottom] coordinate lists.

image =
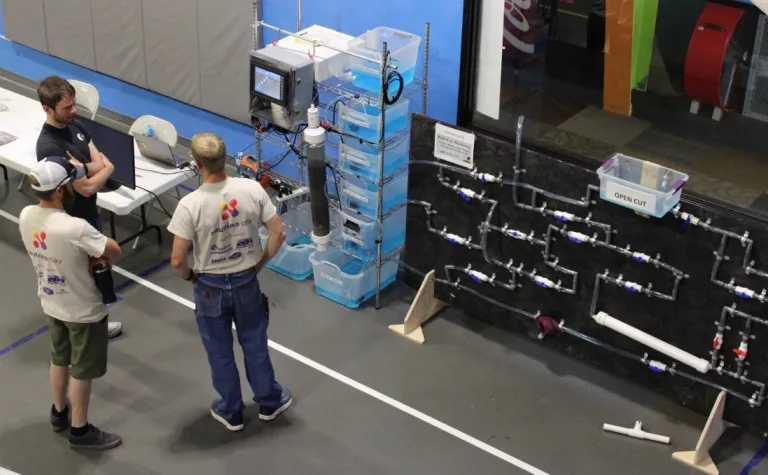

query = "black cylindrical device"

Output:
[[91, 261, 118, 305], [304, 104, 331, 250]]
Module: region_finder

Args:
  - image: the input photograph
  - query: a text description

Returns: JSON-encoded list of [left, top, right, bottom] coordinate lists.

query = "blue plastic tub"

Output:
[[340, 205, 406, 259], [309, 249, 400, 308], [338, 137, 409, 182], [340, 172, 408, 217], [338, 98, 410, 143], [347, 27, 422, 94], [258, 206, 315, 280]]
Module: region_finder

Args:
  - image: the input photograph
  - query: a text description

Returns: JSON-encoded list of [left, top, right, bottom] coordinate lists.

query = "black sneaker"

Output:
[[68, 424, 122, 450], [50, 404, 70, 432], [259, 386, 293, 421], [210, 407, 245, 431]]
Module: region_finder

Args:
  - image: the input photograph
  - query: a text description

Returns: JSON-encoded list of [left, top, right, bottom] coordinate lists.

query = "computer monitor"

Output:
[[76, 116, 136, 190]]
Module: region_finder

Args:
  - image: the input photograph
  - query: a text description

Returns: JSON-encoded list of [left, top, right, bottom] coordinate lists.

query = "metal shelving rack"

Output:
[[251, 17, 430, 309]]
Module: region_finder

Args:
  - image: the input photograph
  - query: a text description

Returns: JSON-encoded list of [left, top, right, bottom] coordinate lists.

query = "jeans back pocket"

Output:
[[193, 282, 223, 318]]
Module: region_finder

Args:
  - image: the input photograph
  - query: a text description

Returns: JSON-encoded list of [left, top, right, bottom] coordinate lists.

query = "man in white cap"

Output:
[[19, 156, 123, 450]]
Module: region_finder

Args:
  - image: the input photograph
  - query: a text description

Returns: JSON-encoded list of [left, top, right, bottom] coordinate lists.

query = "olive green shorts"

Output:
[[47, 315, 109, 381]]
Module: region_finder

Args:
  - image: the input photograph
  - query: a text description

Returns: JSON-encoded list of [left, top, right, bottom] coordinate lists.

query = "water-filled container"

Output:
[[340, 205, 406, 259], [347, 27, 422, 93], [309, 249, 400, 308], [338, 98, 410, 143]]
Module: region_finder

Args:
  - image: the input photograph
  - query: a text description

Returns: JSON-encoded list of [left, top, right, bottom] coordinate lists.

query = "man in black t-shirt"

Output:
[[36, 76, 123, 339]]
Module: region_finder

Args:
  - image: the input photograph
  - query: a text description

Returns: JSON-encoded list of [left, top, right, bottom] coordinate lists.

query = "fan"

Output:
[[684, 2, 749, 121]]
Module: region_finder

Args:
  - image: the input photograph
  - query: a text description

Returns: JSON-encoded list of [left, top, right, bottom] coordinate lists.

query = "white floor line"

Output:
[[0, 207, 550, 475]]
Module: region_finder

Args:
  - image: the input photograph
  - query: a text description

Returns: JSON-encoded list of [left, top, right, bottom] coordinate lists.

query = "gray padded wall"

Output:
[[3, 0, 254, 123], [43, 0, 97, 70], [197, 0, 251, 123], [91, 0, 148, 88], [142, 0, 202, 106], [1, 0, 49, 53]]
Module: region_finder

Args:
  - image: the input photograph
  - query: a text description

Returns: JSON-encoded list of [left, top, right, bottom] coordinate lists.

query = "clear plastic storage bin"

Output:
[[596, 153, 689, 218], [338, 137, 409, 182], [347, 27, 422, 93], [340, 172, 408, 217], [309, 249, 400, 308], [338, 98, 410, 143], [340, 205, 407, 259], [258, 206, 315, 280]]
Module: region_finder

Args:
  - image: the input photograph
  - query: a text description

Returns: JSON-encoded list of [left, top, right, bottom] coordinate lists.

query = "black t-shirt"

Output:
[[36, 120, 98, 220]]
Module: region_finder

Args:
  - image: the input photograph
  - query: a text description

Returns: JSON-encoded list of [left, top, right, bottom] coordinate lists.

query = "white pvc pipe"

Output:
[[603, 421, 670, 444], [593, 311, 711, 374]]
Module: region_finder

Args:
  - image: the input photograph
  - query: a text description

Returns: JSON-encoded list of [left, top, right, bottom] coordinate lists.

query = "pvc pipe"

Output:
[[603, 421, 670, 444], [593, 311, 711, 374]]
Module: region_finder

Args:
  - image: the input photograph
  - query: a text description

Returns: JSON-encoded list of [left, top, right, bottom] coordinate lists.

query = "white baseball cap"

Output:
[[29, 156, 85, 192]]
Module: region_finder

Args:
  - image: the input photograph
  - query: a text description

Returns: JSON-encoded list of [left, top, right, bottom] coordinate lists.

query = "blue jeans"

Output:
[[193, 268, 282, 417]]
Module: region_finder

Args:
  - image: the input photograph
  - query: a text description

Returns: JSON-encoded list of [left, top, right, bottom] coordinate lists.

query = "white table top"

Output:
[[0, 87, 197, 215]]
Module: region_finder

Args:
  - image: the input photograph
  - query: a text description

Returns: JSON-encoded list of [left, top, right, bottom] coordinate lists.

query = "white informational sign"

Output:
[[434, 123, 476, 169], [603, 180, 657, 215]]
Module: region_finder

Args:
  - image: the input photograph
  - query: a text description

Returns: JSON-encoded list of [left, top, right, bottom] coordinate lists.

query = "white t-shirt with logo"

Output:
[[19, 206, 109, 323], [167, 177, 277, 274]]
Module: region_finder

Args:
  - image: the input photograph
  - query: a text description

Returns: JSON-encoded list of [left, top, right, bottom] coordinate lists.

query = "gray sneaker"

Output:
[[68, 424, 122, 450], [259, 386, 292, 421]]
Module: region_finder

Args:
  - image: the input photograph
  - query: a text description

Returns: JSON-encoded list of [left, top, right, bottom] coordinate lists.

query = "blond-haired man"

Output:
[[168, 133, 292, 431]]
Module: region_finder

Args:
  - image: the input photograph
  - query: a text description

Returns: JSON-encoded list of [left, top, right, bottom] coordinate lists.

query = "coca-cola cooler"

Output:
[[503, 0, 540, 65]]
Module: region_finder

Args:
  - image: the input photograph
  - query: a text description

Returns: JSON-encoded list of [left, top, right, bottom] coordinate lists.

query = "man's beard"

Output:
[[54, 112, 74, 124], [62, 186, 75, 204]]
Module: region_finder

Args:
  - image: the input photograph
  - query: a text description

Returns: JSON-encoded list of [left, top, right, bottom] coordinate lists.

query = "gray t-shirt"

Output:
[[20, 206, 108, 323], [167, 177, 277, 274]]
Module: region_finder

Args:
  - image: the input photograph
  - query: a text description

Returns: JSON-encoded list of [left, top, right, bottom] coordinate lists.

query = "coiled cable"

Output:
[[383, 70, 404, 105]]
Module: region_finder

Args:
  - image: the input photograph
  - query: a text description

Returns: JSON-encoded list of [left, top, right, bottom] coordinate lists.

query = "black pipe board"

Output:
[[404, 113, 768, 438]]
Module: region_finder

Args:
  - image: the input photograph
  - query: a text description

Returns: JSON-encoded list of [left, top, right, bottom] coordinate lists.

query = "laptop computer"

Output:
[[133, 134, 192, 168]]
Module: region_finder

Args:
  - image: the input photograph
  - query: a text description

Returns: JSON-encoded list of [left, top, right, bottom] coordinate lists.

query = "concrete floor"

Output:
[[0, 90, 767, 475]]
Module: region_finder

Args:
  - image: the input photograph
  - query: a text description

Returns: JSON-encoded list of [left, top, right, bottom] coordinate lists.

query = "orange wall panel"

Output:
[[604, 0, 634, 116]]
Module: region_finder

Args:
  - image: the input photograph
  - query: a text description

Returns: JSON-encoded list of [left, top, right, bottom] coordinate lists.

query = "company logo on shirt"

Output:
[[220, 199, 240, 220], [77, 133, 85, 141], [47, 275, 66, 285], [210, 243, 232, 254], [42, 287, 54, 295], [228, 252, 242, 260], [211, 256, 227, 264], [32, 230, 47, 250], [236, 238, 253, 249]]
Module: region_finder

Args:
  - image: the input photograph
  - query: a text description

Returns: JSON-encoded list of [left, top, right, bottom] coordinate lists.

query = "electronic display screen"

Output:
[[254, 66, 284, 102], [76, 117, 136, 190]]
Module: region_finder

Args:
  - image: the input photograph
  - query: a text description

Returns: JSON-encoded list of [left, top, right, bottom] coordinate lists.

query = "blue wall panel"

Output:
[[262, 0, 462, 123], [0, 0, 462, 175]]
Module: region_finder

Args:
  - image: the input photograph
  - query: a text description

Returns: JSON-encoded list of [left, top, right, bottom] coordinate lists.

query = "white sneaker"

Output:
[[108, 322, 123, 339]]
